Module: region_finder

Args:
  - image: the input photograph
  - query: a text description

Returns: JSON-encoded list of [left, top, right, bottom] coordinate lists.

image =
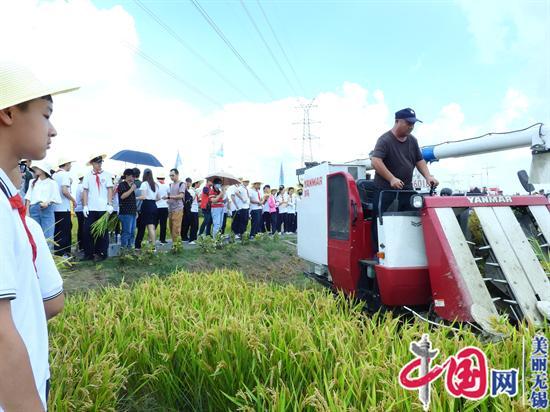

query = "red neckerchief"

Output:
[[93, 170, 102, 190], [9, 194, 38, 275], [0, 177, 38, 275]]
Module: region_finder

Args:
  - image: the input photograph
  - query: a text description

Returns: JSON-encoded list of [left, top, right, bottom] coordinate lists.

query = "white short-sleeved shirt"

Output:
[[24, 177, 62, 206], [238, 185, 250, 209], [140, 181, 159, 201], [0, 169, 62, 411], [262, 193, 270, 213], [82, 170, 113, 211], [53, 170, 72, 212], [249, 188, 263, 211], [231, 185, 242, 210], [156, 182, 169, 208], [287, 193, 296, 214], [74, 183, 84, 212], [191, 189, 199, 213], [278, 192, 289, 213]]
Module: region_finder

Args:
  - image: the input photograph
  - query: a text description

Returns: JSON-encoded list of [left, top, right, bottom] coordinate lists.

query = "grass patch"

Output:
[[61, 235, 310, 294]]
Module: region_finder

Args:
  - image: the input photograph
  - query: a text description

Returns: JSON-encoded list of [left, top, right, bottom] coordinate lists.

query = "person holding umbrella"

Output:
[[209, 177, 226, 236]]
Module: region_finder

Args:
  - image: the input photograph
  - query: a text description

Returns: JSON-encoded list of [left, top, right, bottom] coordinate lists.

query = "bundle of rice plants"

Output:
[[90, 212, 120, 240]]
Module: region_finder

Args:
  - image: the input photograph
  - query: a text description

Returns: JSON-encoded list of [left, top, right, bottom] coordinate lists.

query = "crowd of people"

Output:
[[18, 153, 304, 262]]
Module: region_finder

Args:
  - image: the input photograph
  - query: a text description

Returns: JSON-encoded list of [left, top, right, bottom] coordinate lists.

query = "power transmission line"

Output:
[[239, 0, 297, 96], [256, 0, 306, 96], [133, 0, 249, 100], [122, 41, 223, 108], [189, 0, 275, 99]]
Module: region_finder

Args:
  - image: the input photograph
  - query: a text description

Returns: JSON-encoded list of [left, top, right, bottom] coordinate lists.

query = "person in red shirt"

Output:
[[198, 181, 212, 236]]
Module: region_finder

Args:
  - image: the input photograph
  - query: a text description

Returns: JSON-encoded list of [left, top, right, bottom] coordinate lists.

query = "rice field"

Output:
[[49, 270, 547, 411]]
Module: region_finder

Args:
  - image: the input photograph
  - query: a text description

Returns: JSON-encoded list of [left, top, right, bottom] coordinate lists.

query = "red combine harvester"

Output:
[[297, 124, 550, 334]]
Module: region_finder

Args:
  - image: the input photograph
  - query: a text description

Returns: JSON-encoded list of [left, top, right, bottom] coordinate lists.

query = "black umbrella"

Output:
[[110, 150, 163, 167]]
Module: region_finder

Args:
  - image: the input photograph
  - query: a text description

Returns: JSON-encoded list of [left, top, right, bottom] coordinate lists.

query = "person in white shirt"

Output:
[[188, 180, 201, 244], [249, 181, 264, 238], [135, 168, 160, 249], [261, 185, 272, 233], [74, 174, 85, 252], [0, 61, 75, 411], [82, 153, 114, 262], [276, 186, 288, 234], [235, 178, 251, 236], [25, 161, 62, 243], [230, 183, 242, 236], [155, 175, 170, 244], [286, 187, 296, 234], [52, 158, 76, 257]]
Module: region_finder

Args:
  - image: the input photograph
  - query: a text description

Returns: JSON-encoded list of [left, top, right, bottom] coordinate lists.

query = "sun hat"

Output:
[[0, 61, 79, 110], [31, 160, 53, 177], [57, 157, 76, 167], [86, 153, 107, 166], [192, 178, 204, 185]]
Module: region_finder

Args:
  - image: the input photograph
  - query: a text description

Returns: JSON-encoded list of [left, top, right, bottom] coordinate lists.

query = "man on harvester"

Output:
[[370, 108, 439, 248]]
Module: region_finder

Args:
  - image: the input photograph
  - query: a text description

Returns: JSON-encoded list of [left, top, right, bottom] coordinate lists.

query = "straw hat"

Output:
[[86, 153, 107, 166], [57, 157, 76, 167], [0, 61, 79, 110], [31, 160, 53, 177], [192, 178, 204, 186], [240, 177, 250, 183], [252, 180, 262, 185]]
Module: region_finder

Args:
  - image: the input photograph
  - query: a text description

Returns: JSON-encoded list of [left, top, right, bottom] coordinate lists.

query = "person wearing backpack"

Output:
[[164, 168, 185, 244], [0, 61, 76, 411]]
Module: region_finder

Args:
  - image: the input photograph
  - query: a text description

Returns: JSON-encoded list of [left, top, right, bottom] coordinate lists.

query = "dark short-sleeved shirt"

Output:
[[117, 181, 137, 215], [371, 131, 423, 190]]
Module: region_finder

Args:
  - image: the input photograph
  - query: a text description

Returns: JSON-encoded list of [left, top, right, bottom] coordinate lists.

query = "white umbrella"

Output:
[[205, 171, 241, 186]]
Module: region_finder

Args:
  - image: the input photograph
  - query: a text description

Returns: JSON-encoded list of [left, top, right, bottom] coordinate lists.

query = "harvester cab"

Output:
[[298, 124, 550, 334]]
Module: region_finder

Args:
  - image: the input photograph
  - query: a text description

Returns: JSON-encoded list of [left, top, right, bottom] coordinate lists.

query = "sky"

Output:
[[1, 0, 549, 193]]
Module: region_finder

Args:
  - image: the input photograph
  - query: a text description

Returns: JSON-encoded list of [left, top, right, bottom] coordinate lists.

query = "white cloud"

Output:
[[457, 0, 550, 121]]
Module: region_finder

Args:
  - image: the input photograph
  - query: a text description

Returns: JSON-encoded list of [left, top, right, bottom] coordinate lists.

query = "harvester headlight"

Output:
[[410, 195, 424, 209]]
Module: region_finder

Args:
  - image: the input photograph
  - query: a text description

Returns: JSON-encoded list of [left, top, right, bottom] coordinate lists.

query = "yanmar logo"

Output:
[[467, 195, 512, 204]]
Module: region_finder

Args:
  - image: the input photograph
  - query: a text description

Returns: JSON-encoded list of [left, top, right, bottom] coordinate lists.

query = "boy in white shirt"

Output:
[[53, 158, 75, 257], [0, 61, 76, 411], [82, 153, 113, 262], [155, 175, 169, 244]]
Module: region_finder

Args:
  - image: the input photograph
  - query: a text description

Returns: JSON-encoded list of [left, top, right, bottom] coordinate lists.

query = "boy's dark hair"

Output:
[[15, 95, 53, 111], [213, 177, 222, 185], [185, 177, 192, 183], [263, 185, 270, 190], [170, 168, 179, 175], [132, 167, 141, 178], [123, 168, 134, 178]]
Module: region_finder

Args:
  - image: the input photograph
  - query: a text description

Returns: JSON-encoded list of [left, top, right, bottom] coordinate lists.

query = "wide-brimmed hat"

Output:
[[31, 160, 53, 177], [0, 61, 79, 110], [57, 157, 76, 167], [87, 153, 107, 166], [252, 180, 262, 185], [193, 178, 204, 186]]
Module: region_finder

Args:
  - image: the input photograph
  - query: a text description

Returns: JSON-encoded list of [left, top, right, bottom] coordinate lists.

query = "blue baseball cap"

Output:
[[395, 107, 422, 123]]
